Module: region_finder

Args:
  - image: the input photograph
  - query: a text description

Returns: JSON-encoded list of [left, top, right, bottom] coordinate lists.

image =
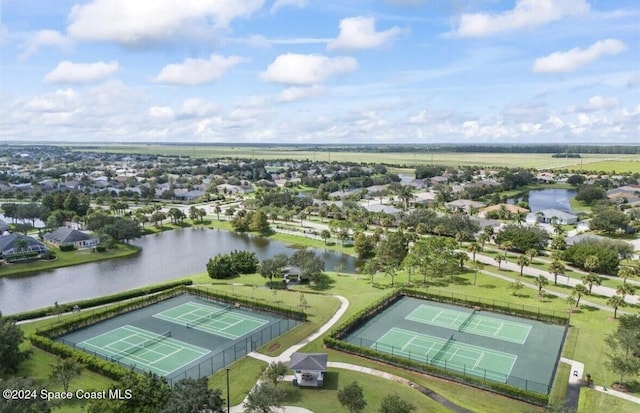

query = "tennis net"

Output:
[[186, 306, 232, 328], [458, 310, 477, 332], [114, 330, 171, 361], [431, 334, 455, 363]]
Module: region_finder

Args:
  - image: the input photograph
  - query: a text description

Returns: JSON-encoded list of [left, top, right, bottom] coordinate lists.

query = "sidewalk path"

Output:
[[473, 252, 640, 305]]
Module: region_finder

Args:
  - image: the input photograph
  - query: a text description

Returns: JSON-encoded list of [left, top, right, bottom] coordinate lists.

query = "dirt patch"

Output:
[[268, 343, 281, 352]]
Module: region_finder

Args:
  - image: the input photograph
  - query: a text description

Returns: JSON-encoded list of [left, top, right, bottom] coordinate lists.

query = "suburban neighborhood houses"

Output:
[[1, 144, 640, 413]]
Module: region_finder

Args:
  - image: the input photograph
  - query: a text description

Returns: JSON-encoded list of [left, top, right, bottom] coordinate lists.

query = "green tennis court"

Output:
[[375, 327, 517, 382], [406, 304, 532, 344], [77, 325, 210, 376], [153, 301, 269, 340]]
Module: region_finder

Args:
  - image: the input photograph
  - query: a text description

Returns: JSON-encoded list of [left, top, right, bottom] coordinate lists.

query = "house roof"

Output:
[[479, 204, 529, 215], [0, 234, 47, 253], [536, 209, 577, 219], [0, 219, 8, 232], [289, 353, 328, 371], [44, 227, 94, 244], [446, 199, 486, 208]]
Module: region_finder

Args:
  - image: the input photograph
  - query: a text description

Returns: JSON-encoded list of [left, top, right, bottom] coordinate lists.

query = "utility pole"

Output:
[[226, 367, 231, 412]]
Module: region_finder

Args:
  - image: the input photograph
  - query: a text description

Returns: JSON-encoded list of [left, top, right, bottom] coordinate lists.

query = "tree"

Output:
[[378, 393, 416, 413], [162, 377, 223, 413], [607, 295, 626, 319], [337, 381, 367, 413], [289, 250, 325, 286], [354, 232, 376, 259], [575, 185, 607, 205], [262, 362, 288, 387], [494, 255, 504, 270], [467, 243, 481, 262], [90, 370, 171, 413], [590, 207, 630, 234], [320, 229, 331, 245], [259, 254, 289, 281], [214, 205, 222, 220], [516, 255, 530, 277], [495, 225, 549, 253], [534, 275, 548, 298], [376, 231, 409, 268], [548, 259, 566, 286], [0, 377, 52, 413], [572, 284, 589, 307], [616, 283, 635, 301], [605, 315, 640, 384], [617, 265, 637, 283], [49, 357, 82, 392], [581, 273, 601, 294], [526, 248, 538, 263], [243, 383, 285, 413], [361, 259, 379, 285], [250, 210, 272, 235], [477, 233, 489, 250], [0, 311, 28, 375]]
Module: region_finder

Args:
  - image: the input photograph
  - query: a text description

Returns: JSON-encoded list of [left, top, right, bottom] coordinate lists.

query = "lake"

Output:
[[516, 189, 577, 213], [0, 228, 360, 315]]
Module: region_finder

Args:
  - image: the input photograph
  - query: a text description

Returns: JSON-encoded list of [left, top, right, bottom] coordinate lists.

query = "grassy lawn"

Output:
[[568, 160, 640, 174], [284, 368, 452, 413], [568, 197, 592, 214], [208, 357, 267, 405], [0, 243, 140, 278], [16, 346, 116, 413], [549, 363, 571, 406], [578, 388, 640, 413]]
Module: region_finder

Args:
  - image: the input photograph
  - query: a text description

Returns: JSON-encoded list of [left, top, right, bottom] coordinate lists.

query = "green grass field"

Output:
[[68, 143, 640, 172]]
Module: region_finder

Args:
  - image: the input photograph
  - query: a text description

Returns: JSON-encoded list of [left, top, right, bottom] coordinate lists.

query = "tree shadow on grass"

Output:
[[478, 284, 496, 289], [450, 276, 470, 286]]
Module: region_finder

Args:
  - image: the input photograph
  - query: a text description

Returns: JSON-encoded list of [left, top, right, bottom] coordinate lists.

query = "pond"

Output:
[[513, 189, 577, 213], [0, 228, 360, 315]]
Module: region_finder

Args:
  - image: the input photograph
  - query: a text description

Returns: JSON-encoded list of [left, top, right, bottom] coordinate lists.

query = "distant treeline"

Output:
[[302, 144, 638, 155]]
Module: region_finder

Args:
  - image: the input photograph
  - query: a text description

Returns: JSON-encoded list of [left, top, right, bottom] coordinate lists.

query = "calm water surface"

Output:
[[0, 228, 359, 315]]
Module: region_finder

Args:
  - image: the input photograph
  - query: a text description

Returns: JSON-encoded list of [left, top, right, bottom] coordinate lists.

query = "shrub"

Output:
[[59, 244, 76, 252]]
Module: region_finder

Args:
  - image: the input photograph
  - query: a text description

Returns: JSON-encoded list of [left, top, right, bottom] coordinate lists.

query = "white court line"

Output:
[[494, 322, 504, 336], [431, 310, 444, 322], [401, 336, 417, 351], [473, 353, 486, 369], [446, 348, 460, 362]]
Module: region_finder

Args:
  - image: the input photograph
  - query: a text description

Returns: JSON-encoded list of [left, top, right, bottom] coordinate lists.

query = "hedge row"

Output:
[[323, 336, 548, 406], [36, 287, 185, 338], [330, 290, 401, 339], [10, 279, 193, 321], [400, 288, 570, 325], [29, 334, 132, 381], [188, 287, 307, 321]]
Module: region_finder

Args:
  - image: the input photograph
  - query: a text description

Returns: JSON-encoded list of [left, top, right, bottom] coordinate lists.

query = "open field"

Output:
[[67, 143, 640, 171]]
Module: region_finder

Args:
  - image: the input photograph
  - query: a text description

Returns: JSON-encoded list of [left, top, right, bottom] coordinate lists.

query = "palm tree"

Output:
[[500, 241, 513, 258], [214, 205, 221, 220], [476, 233, 489, 251], [534, 275, 548, 297], [607, 295, 625, 319], [616, 283, 635, 301], [320, 229, 331, 245], [582, 273, 602, 294], [467, 243, 481, 262], [494, 255, 504, 270], [516, 255, 530, 276], [513, 211, 526, 226], [572, 284, 589, 307], [548, 259, 566, 286], [583, 255, 600, 274], [526, 248, 538, 263], [617, 265, 637, 283]]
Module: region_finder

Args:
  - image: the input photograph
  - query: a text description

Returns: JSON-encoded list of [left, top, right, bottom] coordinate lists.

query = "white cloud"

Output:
[[327, 17, 403, 51], [67, 0, 264, 46], [279, 85, 326, 102], [270, 0, 308, 14], [148, 106, 175, 120], [628, 73, 640, 88], [20, 30, 72, 60], [454, 0, 589, 37], [178, 98, 220, 117], [261, 54, 357, 85], [565, 95, 620, 113], [154, 54, 245, 85], [532, 39, 626, 73], [44, 61, 119, 84], [24, 89, 78, 112]]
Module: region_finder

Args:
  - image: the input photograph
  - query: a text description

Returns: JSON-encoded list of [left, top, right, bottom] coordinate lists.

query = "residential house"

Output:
[[445, 199, 486, 214], [289, 353, 328, 388], [526, 209, 578, 225], [0, 233, 48, 260], [478, 204, 529, 218], [44, 227, 100, 249], [0, 219, 8, 233]]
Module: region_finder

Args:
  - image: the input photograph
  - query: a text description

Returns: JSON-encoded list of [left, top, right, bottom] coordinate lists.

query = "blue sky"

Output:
[[1, 0, 638, 144]]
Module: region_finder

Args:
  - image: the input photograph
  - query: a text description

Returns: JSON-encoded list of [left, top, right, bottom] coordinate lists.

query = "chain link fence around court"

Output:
[[351, 336, 549, 394]]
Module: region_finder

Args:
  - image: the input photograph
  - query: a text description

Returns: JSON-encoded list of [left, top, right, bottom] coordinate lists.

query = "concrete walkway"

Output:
[[473, 252, 640, 305]]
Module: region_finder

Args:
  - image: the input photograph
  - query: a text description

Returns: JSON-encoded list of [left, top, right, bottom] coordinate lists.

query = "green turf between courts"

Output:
[[153, 301, 269, 339], [406, 304, 532, 344], [375, 327, 517, 382], [77, 325, 210, 376]]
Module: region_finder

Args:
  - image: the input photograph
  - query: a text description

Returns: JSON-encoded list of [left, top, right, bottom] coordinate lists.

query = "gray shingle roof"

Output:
[[44, 227, 93, 244], [289, 353, 328, 371]]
